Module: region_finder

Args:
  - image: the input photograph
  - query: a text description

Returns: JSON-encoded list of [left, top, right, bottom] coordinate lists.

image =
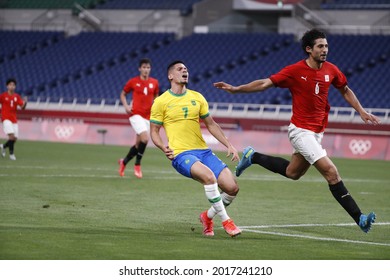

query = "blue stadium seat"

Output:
[[321, 0, 390, 10], [96, 0, 204, 15], [1, 31, 389, 108]]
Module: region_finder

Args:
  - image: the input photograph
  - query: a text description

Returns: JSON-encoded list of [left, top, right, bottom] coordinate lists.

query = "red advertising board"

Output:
[[10, 120, 390, 160]]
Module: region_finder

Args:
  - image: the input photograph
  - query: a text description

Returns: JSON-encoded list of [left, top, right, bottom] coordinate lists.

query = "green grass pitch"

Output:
[[0, 140, 389, 260]]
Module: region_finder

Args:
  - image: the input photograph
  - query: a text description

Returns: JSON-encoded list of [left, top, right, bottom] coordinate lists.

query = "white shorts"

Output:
[[287, 123, 327, 165], [129, 115, 150, 135], [2, 119, 19, 138]]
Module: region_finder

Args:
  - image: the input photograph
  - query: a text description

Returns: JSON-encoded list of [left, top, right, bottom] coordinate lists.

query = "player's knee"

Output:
[[286, 169, 302, 180], [315, 161, 339, 184], [231, 185, 239, 196], [226, 182, 239, 196], [218, 169, 239, 194], [290, 174, 301, 180], [140, 135, 149, 143], [324, 166, 340, 184], [202, 173, 217, 185], [324, 163, 336, 174]]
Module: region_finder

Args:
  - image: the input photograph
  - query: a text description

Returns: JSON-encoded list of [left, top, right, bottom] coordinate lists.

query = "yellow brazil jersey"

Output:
[[150, 89, 209, 156]]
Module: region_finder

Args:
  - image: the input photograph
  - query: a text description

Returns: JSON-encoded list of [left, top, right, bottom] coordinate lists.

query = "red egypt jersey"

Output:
[[0, 92, 24, 123], [269, 60, 347, 133], [123, 76, 159, 119]]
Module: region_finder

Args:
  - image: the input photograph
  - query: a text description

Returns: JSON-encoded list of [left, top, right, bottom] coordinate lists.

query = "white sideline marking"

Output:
[[1, 165, 178, 174], [240, 222, 390, 229], [1, 166, 389, 183], [0, 173, 181, 179], [239, 222, 390, 247], [3, 172, 387, 184]]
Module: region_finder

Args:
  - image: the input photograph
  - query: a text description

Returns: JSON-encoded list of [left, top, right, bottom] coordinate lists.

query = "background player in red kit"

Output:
[[214, 29, 380, 233], [0, 78, 27, 160], [118, 58, 159, 178]]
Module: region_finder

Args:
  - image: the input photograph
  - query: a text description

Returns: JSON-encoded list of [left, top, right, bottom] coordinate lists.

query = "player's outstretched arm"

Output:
[[338, 86, 381, 125], [213, 78, 274, 94]]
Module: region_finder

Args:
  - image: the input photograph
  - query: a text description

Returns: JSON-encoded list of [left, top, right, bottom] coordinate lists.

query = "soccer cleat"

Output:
[[199, 210, 214, 236], [118, 159, 126, 177], [222, 219, 242, 237], [359, 212, 376, 233], [9, 154, 16, 160], [0, 144, 5, 157], [235, 146, 255, 177], [134, 165, 142, 178]]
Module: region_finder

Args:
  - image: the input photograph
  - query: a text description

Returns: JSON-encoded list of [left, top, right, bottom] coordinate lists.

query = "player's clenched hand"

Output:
[[163, 146, 174, 161], [213, 81, 238, 94], [227, 145, 239, 162]]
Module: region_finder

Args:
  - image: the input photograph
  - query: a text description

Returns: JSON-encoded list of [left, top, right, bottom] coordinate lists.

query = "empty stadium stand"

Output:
[[0, 0, 204, 16], [0, 30, 389, 109], [95, 0, 204, 15], [1, 31, 174, 103], [0, 30, 63, 62], [0, 0, 97, 9], [321, 0, 390, 10]]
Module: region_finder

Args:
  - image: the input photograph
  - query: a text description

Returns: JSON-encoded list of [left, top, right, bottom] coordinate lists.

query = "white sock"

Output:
[[207, 192, 236, 219], [221, 192, 236, 206], [204, 183, 229, 222]]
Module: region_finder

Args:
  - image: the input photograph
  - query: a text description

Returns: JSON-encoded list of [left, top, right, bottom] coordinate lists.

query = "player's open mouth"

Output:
[[182, 74, 188, 78]]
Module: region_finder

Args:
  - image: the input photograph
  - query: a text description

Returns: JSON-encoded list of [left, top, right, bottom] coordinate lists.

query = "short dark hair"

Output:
[[139, 58, 151, 67], [301, 29, 326, 55], [6, 78, 17, 86], [167, 60, 184, 80], [167, 60, 185, 73]]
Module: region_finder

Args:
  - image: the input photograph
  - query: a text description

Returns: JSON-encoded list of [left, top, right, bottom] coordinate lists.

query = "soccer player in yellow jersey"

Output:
[[150, 60, 241, 237]]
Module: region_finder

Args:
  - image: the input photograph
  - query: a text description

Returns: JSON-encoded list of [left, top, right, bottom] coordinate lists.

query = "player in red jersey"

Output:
[[118, 58, 159, 179], [0, 78, 27, 160], [214, 29, 380, 233]]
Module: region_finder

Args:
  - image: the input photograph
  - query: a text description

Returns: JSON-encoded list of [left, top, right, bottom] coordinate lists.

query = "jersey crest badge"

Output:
[[324, 75, 329, 82], [191, 100, 196, 106]]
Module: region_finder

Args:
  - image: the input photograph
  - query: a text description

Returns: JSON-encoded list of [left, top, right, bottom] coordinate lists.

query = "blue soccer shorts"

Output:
[[172, 149, 227, 179]]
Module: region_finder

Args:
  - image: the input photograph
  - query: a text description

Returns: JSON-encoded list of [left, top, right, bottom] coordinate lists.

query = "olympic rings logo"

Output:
[[54, 125, 75, 139], [349, 139, 372, 155]]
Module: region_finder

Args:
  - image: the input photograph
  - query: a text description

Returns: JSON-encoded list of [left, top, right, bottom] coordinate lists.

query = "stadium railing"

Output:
[[24, 100, 390, 127]]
